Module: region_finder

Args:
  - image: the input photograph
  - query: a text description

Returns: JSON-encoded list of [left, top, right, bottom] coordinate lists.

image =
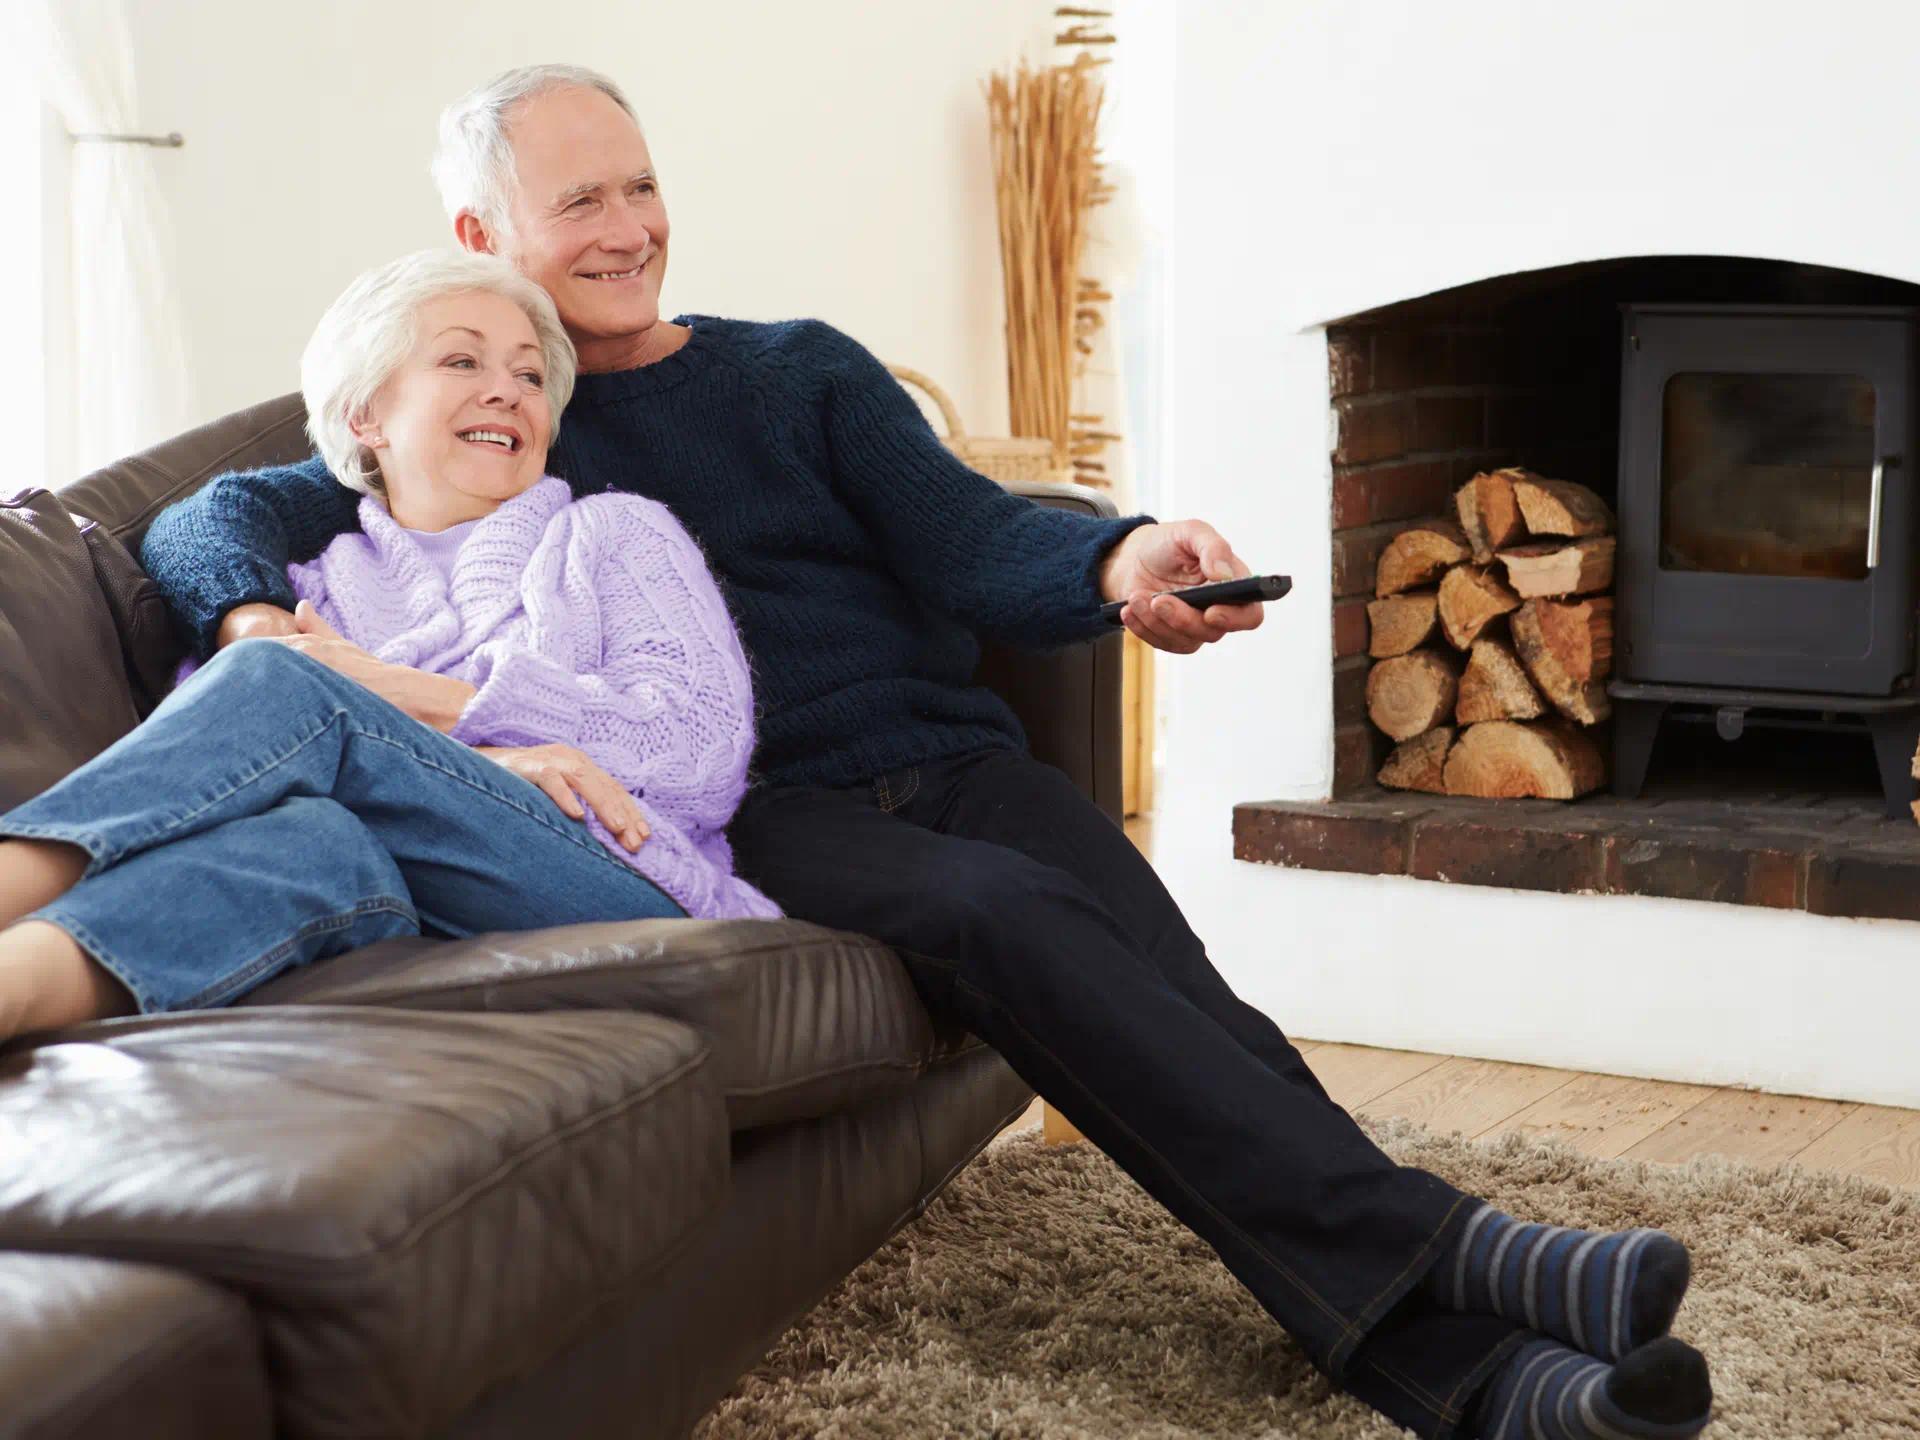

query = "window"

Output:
[[0, 85, 64, 491]]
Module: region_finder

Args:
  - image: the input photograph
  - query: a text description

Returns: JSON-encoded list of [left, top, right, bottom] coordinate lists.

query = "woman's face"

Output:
[[355, 289, 553, 529]]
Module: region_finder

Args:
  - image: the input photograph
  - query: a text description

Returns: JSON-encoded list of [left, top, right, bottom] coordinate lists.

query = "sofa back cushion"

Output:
[[0, 488, 175, 809], [61, 393, 311, 556]]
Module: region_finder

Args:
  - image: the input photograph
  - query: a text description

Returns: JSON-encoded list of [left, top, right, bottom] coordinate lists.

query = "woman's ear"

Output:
[[347, 405, 387, 450]]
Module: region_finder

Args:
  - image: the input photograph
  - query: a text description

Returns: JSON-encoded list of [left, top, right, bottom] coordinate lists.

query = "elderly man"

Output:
[[139, 65, 1711, 1440]]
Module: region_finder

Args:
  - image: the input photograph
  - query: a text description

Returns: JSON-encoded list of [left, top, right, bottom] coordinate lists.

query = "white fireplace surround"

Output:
[[1160, 2, 1920, 1108]]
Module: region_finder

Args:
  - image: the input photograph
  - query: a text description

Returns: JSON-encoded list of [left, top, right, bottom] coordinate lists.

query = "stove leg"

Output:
[[1866, 710, 1920, 820], [1611, 697, 1667, 798]]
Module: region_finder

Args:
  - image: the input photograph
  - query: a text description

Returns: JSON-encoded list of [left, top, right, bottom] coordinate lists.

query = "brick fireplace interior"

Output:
[[1235, 256, 1920, 922]]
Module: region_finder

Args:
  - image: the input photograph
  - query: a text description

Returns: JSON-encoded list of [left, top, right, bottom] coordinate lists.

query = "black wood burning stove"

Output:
[[1610, 304, 1920, 816]]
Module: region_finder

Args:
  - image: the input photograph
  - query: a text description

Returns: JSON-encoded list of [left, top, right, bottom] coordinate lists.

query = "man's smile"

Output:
[[581, 257, 650, 282]]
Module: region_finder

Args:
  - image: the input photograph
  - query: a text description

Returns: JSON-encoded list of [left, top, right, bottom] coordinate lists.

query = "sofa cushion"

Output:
[[0, 1251, 272, 1440], [0, 489, 154, 809], [241, 916, 984, 1131], [0, 1007, 726, 1439], [61, 392, 311, 556]]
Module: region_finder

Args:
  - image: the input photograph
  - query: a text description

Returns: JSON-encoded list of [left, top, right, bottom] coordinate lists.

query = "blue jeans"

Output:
[[0, 639, 685, 1013]]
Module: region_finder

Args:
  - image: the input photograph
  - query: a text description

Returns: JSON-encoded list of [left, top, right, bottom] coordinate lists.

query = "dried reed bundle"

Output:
[[986, 55, 1105, 473]]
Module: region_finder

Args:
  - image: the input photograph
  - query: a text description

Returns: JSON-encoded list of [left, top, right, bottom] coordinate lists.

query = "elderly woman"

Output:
[[0, 249, 779, 1039]]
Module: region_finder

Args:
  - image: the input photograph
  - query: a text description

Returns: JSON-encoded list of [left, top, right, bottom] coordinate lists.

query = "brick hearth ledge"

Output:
[[1233, 789, 1920, 922]]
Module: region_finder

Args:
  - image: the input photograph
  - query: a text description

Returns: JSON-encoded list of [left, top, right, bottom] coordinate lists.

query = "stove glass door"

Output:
[[1660, 371, 1876, 580]]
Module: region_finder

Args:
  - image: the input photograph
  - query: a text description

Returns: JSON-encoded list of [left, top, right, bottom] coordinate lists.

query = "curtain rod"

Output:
[[70, 131, 184, 148]]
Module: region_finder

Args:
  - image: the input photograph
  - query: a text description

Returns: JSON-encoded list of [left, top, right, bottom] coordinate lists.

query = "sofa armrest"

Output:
[[0, 1253, 272, 1440], [0, 1007, 725, 1439], [974, 479, 1126, 825]]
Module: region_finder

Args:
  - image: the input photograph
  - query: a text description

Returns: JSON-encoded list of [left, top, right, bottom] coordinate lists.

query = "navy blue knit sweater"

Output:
[[140, 317, 1154, 791]]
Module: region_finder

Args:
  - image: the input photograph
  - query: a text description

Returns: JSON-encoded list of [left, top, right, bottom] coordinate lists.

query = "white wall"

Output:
[[122, 1, 1920, 1104], [126, 0, 1056, 439], [1164, 0, 1920, 1108]]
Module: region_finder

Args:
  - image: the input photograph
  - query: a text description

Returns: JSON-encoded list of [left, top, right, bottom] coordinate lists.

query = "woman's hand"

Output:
[[473, 743, 651, 853], [266, 601, 477, 732]]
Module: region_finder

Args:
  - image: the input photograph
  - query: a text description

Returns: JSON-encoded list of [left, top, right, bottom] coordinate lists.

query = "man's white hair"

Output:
[[431, 64, 641, 246], [301, 249, 578, 496]]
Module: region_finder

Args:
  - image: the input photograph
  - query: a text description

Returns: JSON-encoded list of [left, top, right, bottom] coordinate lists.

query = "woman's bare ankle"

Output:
[[0, 920, 135, 1040], [0, 839, 90, 929]]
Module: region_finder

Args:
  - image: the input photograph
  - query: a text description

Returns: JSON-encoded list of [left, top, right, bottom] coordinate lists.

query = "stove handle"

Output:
[[1868, 455, 1891, 569]]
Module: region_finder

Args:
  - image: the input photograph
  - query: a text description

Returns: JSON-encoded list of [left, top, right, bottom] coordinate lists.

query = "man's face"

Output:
[[495, 86, 670, 356]]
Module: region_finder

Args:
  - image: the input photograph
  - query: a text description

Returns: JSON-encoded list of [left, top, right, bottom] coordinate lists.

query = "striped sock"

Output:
[[1428, 1202, 1692, 1363], [1471, 1335, 1712, 1440]]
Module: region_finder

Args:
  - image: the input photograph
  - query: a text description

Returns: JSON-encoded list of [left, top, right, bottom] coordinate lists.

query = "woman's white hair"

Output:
[[301, 249, 577, 496], [431, 64, 641, 247]]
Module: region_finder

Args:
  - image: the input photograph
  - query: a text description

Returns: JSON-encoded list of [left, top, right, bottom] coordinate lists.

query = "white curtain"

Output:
[[8, 0, 191, 479]]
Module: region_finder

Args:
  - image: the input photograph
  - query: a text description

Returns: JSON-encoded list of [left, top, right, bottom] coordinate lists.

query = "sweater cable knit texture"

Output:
[[140, 317, 1156, 791], [283, 475, 780, 921]]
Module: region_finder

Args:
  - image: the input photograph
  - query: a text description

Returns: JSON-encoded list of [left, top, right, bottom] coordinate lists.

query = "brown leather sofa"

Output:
[[0, 395, 1124, 1440]]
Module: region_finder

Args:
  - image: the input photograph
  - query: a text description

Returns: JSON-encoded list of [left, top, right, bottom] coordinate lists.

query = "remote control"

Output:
[[1099, 573, 1292, 624]]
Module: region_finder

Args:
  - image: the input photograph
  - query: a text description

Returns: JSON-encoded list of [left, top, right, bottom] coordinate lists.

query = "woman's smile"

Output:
[[455, 425, 523, 454]]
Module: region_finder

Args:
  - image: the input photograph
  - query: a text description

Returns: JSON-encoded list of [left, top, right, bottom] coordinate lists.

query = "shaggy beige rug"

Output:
[[696, 1115, 1920, 1439]]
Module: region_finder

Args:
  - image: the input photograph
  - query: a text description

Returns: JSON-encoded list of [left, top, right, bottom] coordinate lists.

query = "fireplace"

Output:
[[1237, 256, 1920, 924], [1611, 303, 1920, 815], [1171, 4, 1920, 1107]]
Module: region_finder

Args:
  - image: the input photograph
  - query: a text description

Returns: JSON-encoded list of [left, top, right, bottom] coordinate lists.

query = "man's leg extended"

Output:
[[878, 748, 1544, 1430], [893, 748, 1341, 1104], [728, 755, 1515, 1436]]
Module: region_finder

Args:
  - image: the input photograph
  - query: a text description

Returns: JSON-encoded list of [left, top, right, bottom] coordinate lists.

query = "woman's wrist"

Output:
[[398, 668, 478, 733]]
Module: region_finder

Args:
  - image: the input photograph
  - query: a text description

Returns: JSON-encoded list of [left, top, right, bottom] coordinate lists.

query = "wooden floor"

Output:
[[1003, 812, 1920, 1191]]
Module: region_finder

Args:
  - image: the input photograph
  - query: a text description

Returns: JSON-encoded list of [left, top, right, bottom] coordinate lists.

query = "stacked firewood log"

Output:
[[1366, 468, 1615, 800]]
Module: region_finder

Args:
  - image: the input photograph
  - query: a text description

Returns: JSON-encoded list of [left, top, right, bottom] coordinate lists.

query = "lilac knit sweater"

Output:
[[188, 476, 781, 922]]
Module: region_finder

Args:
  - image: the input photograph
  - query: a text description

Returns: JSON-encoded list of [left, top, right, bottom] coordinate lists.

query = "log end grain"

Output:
[[1498, 536, 1616, 599], [1456, 636, 1546, 724], [1366, 590, 1440, 658], [1375, 519, 1471, 598], [1443, 719, 1606, 800], [1379, 726, 1454, 794], [1366, 649, 1462, 742], [1512, 597, 1614, 723], [1455, 470, 1525, 565], [1437, 563, 1522, 650], [1509, 473, 1616, 539]]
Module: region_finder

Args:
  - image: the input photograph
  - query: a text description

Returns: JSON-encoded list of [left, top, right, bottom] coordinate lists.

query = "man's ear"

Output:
[[454, 211, 499, 255]]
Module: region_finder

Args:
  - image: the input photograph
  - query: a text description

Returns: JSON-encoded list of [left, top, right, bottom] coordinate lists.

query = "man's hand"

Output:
[[216, 602, 301, 647], [258, 600, 479, 732], [1098, 519, 1266, 654]]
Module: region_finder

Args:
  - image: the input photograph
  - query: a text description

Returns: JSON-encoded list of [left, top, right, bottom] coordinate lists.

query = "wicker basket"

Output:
[[888, 364, 1076, 488]]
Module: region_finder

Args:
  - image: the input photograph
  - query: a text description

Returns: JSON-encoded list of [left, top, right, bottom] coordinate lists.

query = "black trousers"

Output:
[[728, 746, 1530, 1437]]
